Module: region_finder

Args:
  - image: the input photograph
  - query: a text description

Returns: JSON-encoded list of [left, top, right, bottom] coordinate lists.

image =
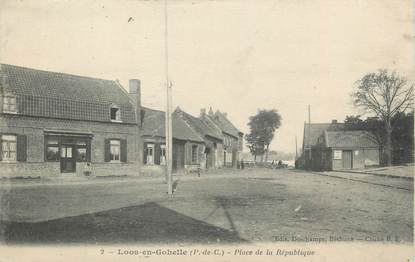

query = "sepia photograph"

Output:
[[0, 0, 413, 261]]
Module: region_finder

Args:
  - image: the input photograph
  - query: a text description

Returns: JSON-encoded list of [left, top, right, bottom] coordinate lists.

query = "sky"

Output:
[[0, 0, 413, 153]]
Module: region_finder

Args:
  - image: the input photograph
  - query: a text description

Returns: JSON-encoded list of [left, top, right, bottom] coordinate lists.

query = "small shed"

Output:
[[312, 130, 380, 170]]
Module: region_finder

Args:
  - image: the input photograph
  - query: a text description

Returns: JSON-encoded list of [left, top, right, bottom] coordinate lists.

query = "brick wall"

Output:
[[0, 115, 141, 178]]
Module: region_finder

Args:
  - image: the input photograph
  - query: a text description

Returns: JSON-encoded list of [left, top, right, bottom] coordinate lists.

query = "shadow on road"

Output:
[[0, 202, 247, 245]]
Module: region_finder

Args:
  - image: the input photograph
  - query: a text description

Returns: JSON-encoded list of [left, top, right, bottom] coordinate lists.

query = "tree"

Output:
[[352, 69, 414, 166], [391, 111, 414, 164], [245, 109, 282, 162], [245, 133, 264, 161]]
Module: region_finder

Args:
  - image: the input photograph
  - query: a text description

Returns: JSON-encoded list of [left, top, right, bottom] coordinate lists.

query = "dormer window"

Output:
[[110, 105, 121, 122], [3, 95, 17, 113]]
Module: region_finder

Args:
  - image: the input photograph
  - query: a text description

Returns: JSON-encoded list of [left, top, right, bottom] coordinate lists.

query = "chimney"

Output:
[[331, 119, 338, 124], [200, 108, 206, 117], [208, 107, 214, 116], [129, 79, 141, 125]]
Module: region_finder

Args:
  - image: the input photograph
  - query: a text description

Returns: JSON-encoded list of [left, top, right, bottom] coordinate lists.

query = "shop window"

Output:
[[3, 96, 17, 113], [76, 140, 88, 162], [45, 136, 90, 162], [46, 137, 60, 161], [1, 135, 17, 161], [110, 140, 121, 161], [191, 145, 198, 163]]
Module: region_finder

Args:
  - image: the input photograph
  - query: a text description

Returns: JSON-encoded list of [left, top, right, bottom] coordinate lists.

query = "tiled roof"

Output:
[[208, 111, 241, 138], [141, 107, 204, 142], [303, 123, 345, 148], [325, 130, 379, 148], [178, 109, 223, 141], [0, 64, 136, 123]]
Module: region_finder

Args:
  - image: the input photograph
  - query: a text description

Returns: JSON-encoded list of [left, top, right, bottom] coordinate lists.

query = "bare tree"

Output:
[[353, 69, 414, 166]]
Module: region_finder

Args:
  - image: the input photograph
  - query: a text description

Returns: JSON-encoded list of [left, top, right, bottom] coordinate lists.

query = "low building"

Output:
[[140, 107, 205, 175], [0, 64, 141, 178], [298, 121, 343, 169], [312, 130, 380, 170], [298, 120, 380, 171]]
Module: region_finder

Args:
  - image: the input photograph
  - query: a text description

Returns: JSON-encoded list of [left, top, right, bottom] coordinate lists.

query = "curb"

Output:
[[308, 171, 412, 191], [331, 170, 414, 181]]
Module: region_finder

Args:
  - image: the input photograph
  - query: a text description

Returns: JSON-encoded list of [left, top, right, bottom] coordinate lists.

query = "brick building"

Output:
[[0, 64, 141, 178], [140, 107, 204, 175]]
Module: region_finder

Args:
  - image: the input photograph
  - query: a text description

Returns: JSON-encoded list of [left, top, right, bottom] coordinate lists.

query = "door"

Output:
[[173, 142, 185, 171], [342, 150, 353, 169], [205, 147, 212, 169], [224, 151, 227, 167], [60, 144, 76, 173]]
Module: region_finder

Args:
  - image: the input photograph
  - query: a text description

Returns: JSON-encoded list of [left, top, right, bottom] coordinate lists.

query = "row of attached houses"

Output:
[[297, 120, 380, 171], [0, 64, 243, 178], [140, 105, 244, 175]]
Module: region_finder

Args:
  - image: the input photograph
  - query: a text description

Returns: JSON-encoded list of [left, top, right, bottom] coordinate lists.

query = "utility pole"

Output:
[[308, 104, 311, 163], [295, 135, 298, 160], [164, 0, 173, 195]]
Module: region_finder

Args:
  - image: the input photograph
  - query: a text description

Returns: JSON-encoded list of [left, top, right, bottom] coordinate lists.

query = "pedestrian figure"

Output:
[[241, 159, 245, 169], [172, 179, 179, 193]]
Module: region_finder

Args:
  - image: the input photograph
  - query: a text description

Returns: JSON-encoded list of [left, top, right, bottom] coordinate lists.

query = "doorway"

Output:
[[342, 150, 353, 169], [60, 144, 76, 173]]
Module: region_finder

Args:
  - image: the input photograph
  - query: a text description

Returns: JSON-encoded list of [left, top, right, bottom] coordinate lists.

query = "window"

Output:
[[46, 137, 60, 161], [45, 136, 90, 162], [191, 145, 198, 163], [61, 146, 73, 158], [110, 105, 121, 121], [110, 140, 120, 161], [226, 151, 233, 163], [146, 143, 154, 164], [160, 144, 166, 165], [1, 135, 17, 161], [3, 96, 17, 113], [76, 140, 88, 162]]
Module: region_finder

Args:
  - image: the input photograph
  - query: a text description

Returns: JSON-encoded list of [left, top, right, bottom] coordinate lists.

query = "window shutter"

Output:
[[185, 143, 191, 165], [120, 139, 127, 162], [44, 136, 47, 161], [104, 139, 110, 162], [143, 143, 148, 164], [0, 134, 2, 161], [17, 134, 27, 162], [154, 143, 161, 165]]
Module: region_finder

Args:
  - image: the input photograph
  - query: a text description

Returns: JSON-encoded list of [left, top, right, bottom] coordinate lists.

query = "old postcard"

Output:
[[0, 0, 413, 261]]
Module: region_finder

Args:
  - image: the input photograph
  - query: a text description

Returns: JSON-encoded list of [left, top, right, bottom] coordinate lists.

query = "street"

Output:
[[0, 168, 413, 244]]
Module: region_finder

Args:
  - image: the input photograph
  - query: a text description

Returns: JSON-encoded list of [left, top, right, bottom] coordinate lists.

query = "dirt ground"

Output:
[[0, 168, 413, 244]]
